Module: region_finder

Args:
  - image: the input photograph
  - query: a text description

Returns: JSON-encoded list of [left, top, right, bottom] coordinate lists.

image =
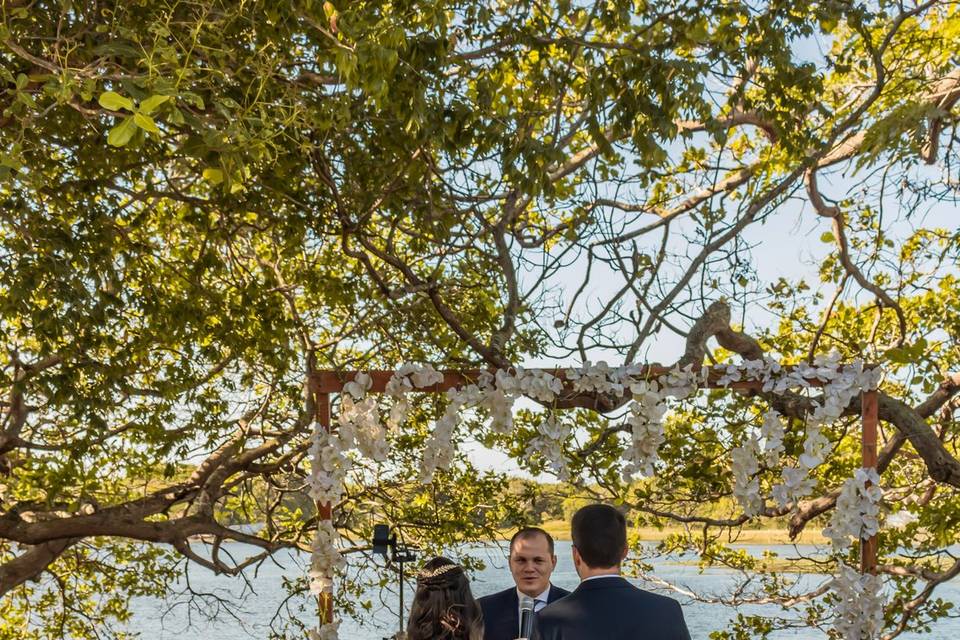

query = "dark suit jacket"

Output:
[[479, 583, 571, 640], [534, 577, 690, 640]]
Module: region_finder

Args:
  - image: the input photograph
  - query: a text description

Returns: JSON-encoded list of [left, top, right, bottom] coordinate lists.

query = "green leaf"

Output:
[[819, 231, 835, 243], [884, 347, 911, 364], [133, 112, 161, 134], [139, 95, 170, 115], [106, 117, 137, 147], [181, 92, 205, 109], [203, 168, 224, 184], [98, 91, 134, 112]]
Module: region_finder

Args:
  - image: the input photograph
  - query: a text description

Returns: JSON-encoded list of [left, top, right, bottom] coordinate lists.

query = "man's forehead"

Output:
[[510, 534, 552, 555]]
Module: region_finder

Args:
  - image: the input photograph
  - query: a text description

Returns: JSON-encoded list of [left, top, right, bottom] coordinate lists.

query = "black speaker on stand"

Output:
[[373, 524, 417, 639]]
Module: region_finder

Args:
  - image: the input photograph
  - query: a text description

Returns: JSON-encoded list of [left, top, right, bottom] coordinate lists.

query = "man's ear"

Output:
[[620, 545, 628, 561], [550, 554, 558, 569]]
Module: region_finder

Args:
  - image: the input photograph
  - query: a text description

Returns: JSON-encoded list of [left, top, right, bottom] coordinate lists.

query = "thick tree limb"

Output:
[[678, 300, 764, 368], [0, 538, 78, 595], [922, 68, 960, 164]]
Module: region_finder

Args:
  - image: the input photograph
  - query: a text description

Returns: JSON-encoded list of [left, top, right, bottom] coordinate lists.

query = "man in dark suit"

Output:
[[535, 504, 691, 640], [479, 527, 571, 640]]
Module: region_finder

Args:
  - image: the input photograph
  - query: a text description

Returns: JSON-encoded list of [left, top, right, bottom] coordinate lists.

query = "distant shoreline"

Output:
[[501, 520, 827, 545]]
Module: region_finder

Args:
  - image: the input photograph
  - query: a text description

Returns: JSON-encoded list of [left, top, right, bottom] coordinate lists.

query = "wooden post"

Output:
[[316, 391, 335, 625], [861, 389, 879, 575]]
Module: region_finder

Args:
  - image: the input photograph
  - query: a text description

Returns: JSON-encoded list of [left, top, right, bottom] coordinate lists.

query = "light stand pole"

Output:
[[373, 524, 417, 638]]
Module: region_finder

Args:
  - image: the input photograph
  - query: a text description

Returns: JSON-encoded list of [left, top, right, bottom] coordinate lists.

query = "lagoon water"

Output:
[[125, 541, 960, 639]]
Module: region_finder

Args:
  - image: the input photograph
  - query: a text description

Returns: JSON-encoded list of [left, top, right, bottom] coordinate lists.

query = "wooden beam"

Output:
[[315, 391, 334, 625], [308, 365, 842, 395]]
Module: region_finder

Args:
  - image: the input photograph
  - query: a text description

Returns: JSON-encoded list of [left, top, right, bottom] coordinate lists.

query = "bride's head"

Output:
[[406, 557, 483, 640]]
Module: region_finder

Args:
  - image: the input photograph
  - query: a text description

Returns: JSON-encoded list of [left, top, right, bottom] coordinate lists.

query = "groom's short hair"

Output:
[[571, 504, 627, 568], [510, 527, 555, 555]]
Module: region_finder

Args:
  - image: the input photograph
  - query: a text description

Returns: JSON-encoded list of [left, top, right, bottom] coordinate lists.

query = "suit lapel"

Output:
[[545, 583, 565, 604], [506, 588, 519, 638]]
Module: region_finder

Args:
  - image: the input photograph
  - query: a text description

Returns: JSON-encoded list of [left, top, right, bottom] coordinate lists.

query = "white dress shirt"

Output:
[[581, 573, 622, 583], [517, 583, 551, 618]]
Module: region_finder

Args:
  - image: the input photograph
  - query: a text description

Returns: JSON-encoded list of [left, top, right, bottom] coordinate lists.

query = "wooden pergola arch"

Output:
[[308, 364, 881, 624]]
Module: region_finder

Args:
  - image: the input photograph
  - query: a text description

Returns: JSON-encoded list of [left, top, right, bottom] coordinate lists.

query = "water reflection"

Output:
[[124, 541, 960, 639]]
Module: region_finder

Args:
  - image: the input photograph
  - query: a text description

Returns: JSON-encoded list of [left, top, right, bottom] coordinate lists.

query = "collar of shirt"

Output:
[[516, 584, 551, 610], [580, 573, 622, 583]]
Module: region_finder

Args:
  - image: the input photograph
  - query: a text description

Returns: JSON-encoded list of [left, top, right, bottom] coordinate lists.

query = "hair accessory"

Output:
[[416, 563, 460, 580]]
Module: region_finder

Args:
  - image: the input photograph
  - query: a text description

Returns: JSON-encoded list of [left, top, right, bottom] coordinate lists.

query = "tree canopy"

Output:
[[2, 0, 960, 638]]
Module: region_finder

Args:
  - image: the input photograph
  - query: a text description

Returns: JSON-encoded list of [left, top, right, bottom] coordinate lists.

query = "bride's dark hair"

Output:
[[406, 557, 483, 640]]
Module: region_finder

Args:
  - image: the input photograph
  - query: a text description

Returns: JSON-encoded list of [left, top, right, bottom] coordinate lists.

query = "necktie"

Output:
[[534, 598, 546, 612]]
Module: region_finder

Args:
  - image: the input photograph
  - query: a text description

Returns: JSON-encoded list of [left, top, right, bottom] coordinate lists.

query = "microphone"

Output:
[[518, 594, 535, 639]]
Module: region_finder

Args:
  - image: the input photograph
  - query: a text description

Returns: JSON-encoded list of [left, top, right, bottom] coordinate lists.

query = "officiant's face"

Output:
[[509, 534, 558, 597]]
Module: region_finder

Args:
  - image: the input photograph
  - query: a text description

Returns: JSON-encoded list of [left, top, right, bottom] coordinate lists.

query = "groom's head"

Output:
[[570, 504, 628, 577], [509, 527, 558, 597]]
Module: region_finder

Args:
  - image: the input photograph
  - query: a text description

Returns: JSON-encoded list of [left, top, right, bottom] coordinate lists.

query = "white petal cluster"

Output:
[[525, 414, 572, 481], [831, 563, 885, 640], [342, 372, 372, 400], [514, 367, 564, 402], [760, 409, 785, 465], [658, 364, 703, 400], [308, 519, 345, 595], [308, 622, 340, 640], [772, 467, 817, 508], [384, 363, 444, 427], [338, 395, 389, 462], [420, 387, 473, 482], [480, 383, 515, 434], [621, 382, 668, 479], [823, 468, 883, 550], [731, 434, 763, 516], [307, 423, 349, 505], [568, 361, 624, 396]]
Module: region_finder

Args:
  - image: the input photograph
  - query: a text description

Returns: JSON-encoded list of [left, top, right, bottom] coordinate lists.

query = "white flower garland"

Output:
[[823, 468, 883, 550], [307, 519, 345, 640], [303, 357, 884, 639], [832, 563, 885, 640], [420, 386, 471, 482]]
